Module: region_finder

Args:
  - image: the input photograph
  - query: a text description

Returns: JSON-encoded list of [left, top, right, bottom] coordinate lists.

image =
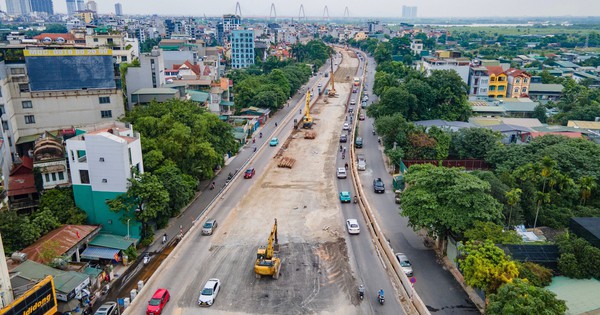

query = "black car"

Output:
[[340, 134, 348, 143], [373, 178, 385, 193]]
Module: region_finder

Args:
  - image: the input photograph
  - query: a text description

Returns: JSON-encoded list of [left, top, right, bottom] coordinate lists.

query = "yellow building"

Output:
[[505, 68, 531, 98], [487, 66, 508, 98], [353, 31, 368, 41]]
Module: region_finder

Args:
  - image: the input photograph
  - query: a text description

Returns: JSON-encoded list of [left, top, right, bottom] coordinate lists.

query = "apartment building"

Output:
[[420, 56, 470, 84], [231, 29, 255, 69], [486, 66, 508, 98], [125, 48, 166, 105], [469, 66, 490, 98], [506, 68, 531, 98], [85, 28, 139, 64], [66, 122, 143, 238]]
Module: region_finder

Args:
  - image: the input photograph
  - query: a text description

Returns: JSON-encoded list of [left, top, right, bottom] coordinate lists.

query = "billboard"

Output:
[[24, 49, 116, 91], [0, 276, 58, 315]]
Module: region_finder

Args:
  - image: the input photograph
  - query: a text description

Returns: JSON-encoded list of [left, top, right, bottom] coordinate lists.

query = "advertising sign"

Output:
[[0, 276, 58, 315]]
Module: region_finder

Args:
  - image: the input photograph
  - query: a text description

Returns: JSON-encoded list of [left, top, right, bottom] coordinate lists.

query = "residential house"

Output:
[[410, 39, 423, 56], [567, 120, 600, 132], [66, 122, 143, 239], [505, 68, 531, 98], [130, 88, 182, 105], [32, 131, 69, 190], [32, 33, 77, 45], [7, 156, 37, 212], [419, 57, 470, 84], [486, 66, 508, 98], [528, 83, 564, 101], [85, 27, 139, 64], [124, 48, 166, 107], [468, 66, 489, 98], [20, 225, 101, 264]]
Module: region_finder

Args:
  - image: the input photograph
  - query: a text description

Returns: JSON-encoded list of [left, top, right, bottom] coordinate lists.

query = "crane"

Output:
[[328, 53, 336, 97], [254, 218, 281, 279], [302, 91, 313, 128]]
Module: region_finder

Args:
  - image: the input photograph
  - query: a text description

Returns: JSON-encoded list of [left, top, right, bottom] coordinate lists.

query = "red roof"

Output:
[[21, 225, 99, 263], [33, 33, 75, 41], [173, 60, 200, 76], [486, 66, 505, 76], [506, 68, 531, 78], [202, 65, 211, 76], [8, 156, 35, 196]]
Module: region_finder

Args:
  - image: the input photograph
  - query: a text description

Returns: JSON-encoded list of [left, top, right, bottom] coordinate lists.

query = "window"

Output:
[[58, 172, 64, 180], [7, 136, 11, 146], [524, 78, 529, 83], [99, 96, 111, 104], [0, 105, 5, 114], [121, 56, 127, 62], [93, 38, 98, 42], [19, 84, 30, 93], [515, 78, 521, 84], [102, 179, 108, 183], [24, 115, 35, 124], [79, 170, 90, 184], [2, 121, 8, 131], [22, 101, 32, 109], [10, 68, 25, 75], [101, 110, 112, 118], [514, 88, 519, 93], [51, 173, 57, 181], [522, 87, 527, 93], [45, 173, 50, 182]]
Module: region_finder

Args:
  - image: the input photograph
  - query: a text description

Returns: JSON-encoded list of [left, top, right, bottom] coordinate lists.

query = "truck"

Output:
[[357, 154, 366, 171]]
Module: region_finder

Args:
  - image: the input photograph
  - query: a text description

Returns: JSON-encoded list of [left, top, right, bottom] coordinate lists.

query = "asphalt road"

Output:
[[355, 53, 479, 314]]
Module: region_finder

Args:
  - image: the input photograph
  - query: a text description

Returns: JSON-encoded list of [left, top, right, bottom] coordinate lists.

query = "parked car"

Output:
[[146, 288, 170, 315], [343, 123, 350, 130], [359, 114, 365, 120], [269, 138, 279, 146], [346, 219, 360, 234], [318, 83, 322, 88], [340, 134, 347, 142], [395, 253, 414, 277], [244, 168, 256, 179], [202, 219, 218, 235], [198, 278, 221, 306], [350, 99, 356, 106], [352, 88, 358, 93], [373, 178, 385, 193], [337, 167, 347, 179], [339, 191, 351, 203], [355, 137, 363, 148], [95, 302, 117, 315]]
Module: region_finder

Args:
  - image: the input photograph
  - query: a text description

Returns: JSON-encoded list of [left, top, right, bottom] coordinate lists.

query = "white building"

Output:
[[66, 122, 143, 238], [419, 57, 470, 85], [85, 31, 139, 64], [125, 48, 166, 106], [410, 40, 423, 56], [469, 66, 490, 99]]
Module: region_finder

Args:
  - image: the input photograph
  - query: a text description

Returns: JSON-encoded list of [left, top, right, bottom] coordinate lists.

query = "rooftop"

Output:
[[567, 120, 600, 130], [529, 83, 564, 93], [20, 225, 100, 264], [11, 260, 88, 295], [131, 88, 179, 95]]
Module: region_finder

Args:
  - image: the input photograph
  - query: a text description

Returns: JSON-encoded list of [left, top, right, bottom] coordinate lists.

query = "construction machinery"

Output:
[[254, 218, 281, 279], [302, 91, 313, 128], [328, 53, 336, 97]]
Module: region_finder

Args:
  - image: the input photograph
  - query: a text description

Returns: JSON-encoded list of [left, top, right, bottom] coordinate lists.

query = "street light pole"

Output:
[[126, 218, 130, 240]]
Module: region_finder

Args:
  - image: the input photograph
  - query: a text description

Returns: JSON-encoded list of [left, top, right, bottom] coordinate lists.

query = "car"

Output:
[[146, 288, 170, 315], [324, 72, 329, 77], [359, 114, 365, 120], [357, 154, 366, 171], [318, 83, 322, 88], [350, 99, 356, 106], [395, 253, 414, 277], [95, 302, 117, 315], [348, 107, 354, 113], [340, 134, 347, 143], [337, 167, 347, 179], [352, 88, 358, 93], [244, 168, 255, 179], [355, 137, 363, 148], [346, 219, 360, 234], [343, 123, 350, 130], [363, 95, 369, 102], [373, 178, 385, 193], [269, 138, 279, 146], [339, 191, 351, 203], [202, 219, 218, 235], [198, 278, 221, 306]]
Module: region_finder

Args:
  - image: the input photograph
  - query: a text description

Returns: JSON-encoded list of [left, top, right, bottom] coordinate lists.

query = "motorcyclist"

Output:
[[162, 233, 167, 244], [378, 289, 384, 300], [259, 132, 263, 138], [354, 196, 358, 204], [358, 285, 365, 298]]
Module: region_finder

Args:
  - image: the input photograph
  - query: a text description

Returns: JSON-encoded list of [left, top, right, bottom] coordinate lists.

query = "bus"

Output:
[[353, 77, 360, 86]]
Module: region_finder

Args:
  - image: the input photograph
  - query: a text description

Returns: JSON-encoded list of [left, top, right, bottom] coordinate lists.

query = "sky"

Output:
[[51, 0, 600, 18]]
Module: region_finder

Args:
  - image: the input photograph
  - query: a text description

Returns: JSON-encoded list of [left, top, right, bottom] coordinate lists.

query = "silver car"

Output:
[[202, 219, 218, 235], [395, 253, 414, 277], [94, 302, 117, 315], [337, 167, 347, 179]]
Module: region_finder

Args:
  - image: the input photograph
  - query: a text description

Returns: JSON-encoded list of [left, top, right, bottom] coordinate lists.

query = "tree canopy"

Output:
[[487, 278, 567, 315]]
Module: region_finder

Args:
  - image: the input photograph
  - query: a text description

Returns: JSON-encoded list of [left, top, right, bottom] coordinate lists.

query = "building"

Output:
[[469, 66, 490, 98], [76, 0, 83, 10], [130, 88, 182, 105], [402, 5, 417, 19], [231, 29, 255, 69], [114, 2, 122, 16], [410, 39, 423, 56], [222, 14, 241, 33], [367, 21, 383, 34], [66, 0, 76, 15], [125, 48, 166, 105], [505, 68, 531, 98], [32, 131, 70, 190], [486, 66, 508, 98], [85, 27, 139, 64], [30, 0, 54, 15], [6, 0, 31, 16], [528, 83, 564, 101], [85, 0, 96, 12], [420, 57, 470, 84], [66, 122, 143, 239]]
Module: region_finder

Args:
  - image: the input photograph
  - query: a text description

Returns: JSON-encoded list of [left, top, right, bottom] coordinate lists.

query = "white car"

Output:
[[337, 167, 347, 179], [318, 83, 322, 88], [198, 278, 221, 306], [395, 253, 414, 277], [343, 123, 350, 130], [346, 219, 360, 235]]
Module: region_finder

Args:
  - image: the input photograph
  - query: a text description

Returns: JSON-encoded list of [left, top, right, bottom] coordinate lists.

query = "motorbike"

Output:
[[378, 292, 385, 305], [372, 130, 376, 135], [358, 286, 364, 300], [227, 173, 233, 181], [143, 253, 150, 265], [259, 132, 263, 138], [210, 182, 215, 190], [354, 196, 358, 204]]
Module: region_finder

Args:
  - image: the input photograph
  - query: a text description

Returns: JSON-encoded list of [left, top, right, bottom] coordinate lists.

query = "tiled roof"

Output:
[[33, 33, 75, 41], [21, 225, 100, 264], [486, 66, 505, 76], [173, 60, 200, 75], [8, 156, 35, 197]]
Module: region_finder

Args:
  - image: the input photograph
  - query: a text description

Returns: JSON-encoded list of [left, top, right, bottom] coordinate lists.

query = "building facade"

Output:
[[420, 57, 470, 84], [6, 0, 31, 16], [66, 122, 143, 238], [468, 66, 490, 98], [506, 68, 531, 98], [410, 40, 423, 56], [66, 0, 76, 15], [85, 0, 96, 12], [30, 0, 53, 15], [486, 66, 508, 98], [76, 0, 84, 11], [85, 29, 139, 64], [402, 6, 417, 18], [114, 3, 122, 16], [125, 48, 166, 106], [231, 29, 255, 69]]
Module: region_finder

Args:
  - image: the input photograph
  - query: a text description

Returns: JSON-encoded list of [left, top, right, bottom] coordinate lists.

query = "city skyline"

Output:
[[47, 0, 600, 17]]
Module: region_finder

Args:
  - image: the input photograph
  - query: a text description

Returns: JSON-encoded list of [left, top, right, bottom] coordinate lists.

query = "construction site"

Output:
[[173, 48, 363, 314]]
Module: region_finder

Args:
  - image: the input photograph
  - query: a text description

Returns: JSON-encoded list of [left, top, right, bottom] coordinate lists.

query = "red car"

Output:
[[244, 168, 256, 179], [147, 288, 170, 315]]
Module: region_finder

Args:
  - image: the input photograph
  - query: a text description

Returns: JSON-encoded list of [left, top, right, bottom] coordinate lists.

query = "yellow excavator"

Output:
[[328, 53, 336, 97], [254, 218, 281, 279], [302, 91, 313, 128]]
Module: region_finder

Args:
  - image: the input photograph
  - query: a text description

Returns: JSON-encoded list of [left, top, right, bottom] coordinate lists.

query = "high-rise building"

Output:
[[76, 0, 83, 10], [66, 0, 76, 15], [85, 0, 96, 12], [114, 2, 122, 16], [231, 29, 255, 69], [6, 0, 32, 16], [30, 0, 53, 15], [402, 6, 417, 19]]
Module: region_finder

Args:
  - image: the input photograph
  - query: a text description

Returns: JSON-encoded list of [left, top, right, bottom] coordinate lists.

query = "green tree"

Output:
[[458, 240, 519, 295], [450, 128, 502, 160], [39, 188, 87, 224], [400, 164, 503, 238], [517, 262, 553, 287], [464, 221, 521, 244], [578, 176, 597, 206], [505, 188, 523, 228], [427, 126, 451, 161], [487, 279, 567, 315], [384, 147, 404, 169], [31, 209, 61, 237], [154, 161, 198, 216], [531, 104, 548, 123]]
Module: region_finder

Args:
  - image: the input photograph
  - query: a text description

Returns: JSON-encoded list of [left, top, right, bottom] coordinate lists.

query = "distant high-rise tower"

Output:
[[76, 0, 84, 11], [30, 0, 54, 15], [85, 0, 96, 12], [402, 5, 417, 19], [115, 2, 122, 16], [6, 0, 32, 16], [66, 0, 76, 15]]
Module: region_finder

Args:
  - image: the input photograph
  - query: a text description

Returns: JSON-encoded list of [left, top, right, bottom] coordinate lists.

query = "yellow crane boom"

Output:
[[302, 91, 313, 128], [254, 218, 281, 279]]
